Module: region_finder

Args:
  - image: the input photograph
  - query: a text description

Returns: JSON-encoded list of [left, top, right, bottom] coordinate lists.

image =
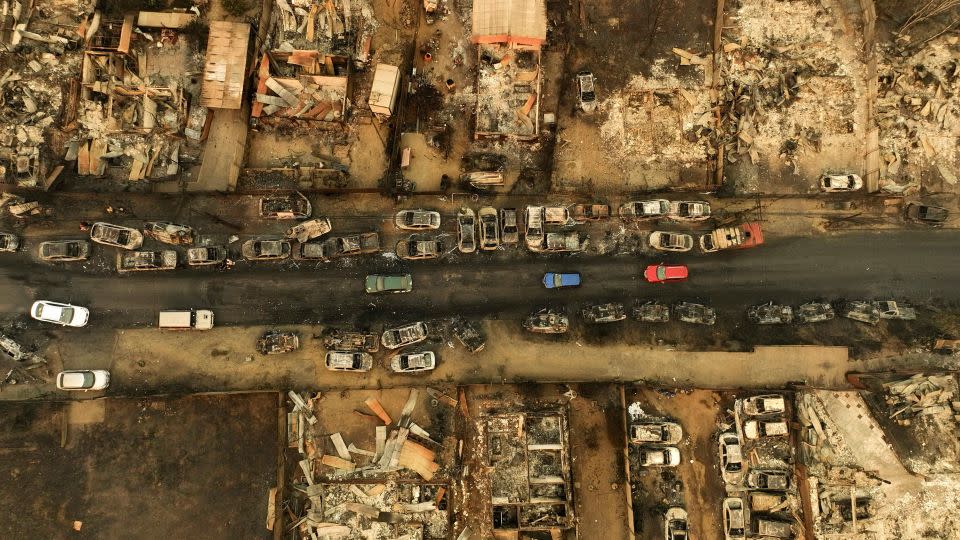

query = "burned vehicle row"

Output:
[[299, 233, 380, 261]]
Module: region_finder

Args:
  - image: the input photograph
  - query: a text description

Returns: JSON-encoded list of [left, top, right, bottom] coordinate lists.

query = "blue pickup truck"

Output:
[[542, 272, 581, 289]]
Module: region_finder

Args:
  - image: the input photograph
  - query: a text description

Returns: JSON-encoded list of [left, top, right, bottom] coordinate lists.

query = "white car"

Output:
[[742, 394, 786, 416], [390, 351, 436, 373], [324, 351, 373, 372], [30, 300, 89, 327], [56, 369, 110, 391], [649, 231, 694, 252], [669, 201, 711, 221], [819, 173, 863, 192], [639, 446, 680, 467], [743, 419, 788, 439]]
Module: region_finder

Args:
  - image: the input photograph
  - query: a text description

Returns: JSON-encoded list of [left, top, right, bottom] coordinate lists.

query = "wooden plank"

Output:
[[321, 454, 355, 470], [364, 397, 392, 424], [330, 433, 351, 460], [306, 4, 318, 42], [118, 15, 134, 54], [76, 140, 90, 175]]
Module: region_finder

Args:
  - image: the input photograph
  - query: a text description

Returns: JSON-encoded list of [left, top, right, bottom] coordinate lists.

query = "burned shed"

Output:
[[471, 0, 546, 140]]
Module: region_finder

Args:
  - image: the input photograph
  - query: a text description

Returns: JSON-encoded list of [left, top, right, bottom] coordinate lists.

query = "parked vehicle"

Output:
[[325, 351, 373, 372], [644, 264, 688, 283], [186, 246, 227, 266], [523, 309, 569, 334], [0, 232, 20, 252], [241, 238, 291, 261], [748, 302, 794, 324], [478, 207, 500, 250], [395, 209, 441, 230], [576, 70, 597, 112], [396, 234, 443, 260], [639, 446, 681, 467], [719, 432, 744, 484], [675, 302, 716, 325], [453, 318, 486, 353], [90, 222, 143, 249], [543, 206, 570, 225], [30, 300, 89, 327], [365, 274, 413, 294], [285, 217, 331, 243], [905, 202, 948, 225], [143, 221, 194, 245], [619, 199, 670, 220], [390, 351, 436, 373], [301, 233, 379, 260], [581, 302, 627, 324], [753, 517, 793, 538], [722, 498, 747, 540], [649, 231, 694, 252], [747, 469, 790, 491], [543, 231, 587, 252], [819, 173, 863, 192], [542, 272, 581, 289], [457, 207, 477, 253], [842, 300, 880, 325], [56, 369, 110, 391], [500, 208, 520, 244], [381, 322, 429, 349], [700, 222, 764, 253], [796, 302, 835, 323], [634, 301, 670, 323], [322, 329, 379, 353], [257, 331, 300, 354], [38, 240, 90, 262], [158, 309, 214, 330], [664, 507, 689, 540], [630, 422, 683, 445], [525, 206, 545, 250], [259, 191, 311, 219], [750, 492, 788, 512], [117, 250, 177, 272], [669, 201, 711, 221], [742, 394, 786, 416], [743, 419, 789, 439], [874, 300, 917, 320], [571, 203, 610, 222]]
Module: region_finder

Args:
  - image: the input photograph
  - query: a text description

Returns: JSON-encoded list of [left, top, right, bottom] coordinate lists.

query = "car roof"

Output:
[[60, 371, 92, 388]]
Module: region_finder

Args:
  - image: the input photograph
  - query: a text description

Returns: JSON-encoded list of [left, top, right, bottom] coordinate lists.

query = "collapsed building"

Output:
[[471, 0, 546, 140]]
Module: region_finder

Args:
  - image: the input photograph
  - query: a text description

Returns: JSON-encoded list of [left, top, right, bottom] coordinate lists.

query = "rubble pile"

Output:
[[475, 44, 540, 138], [883, 373, 959, 425], [717, 0, 865, 174], [876, 36, 960, 189], [268, 0, 378, 62], [282, 390, 451, 539], [597, 61, 713, 167]]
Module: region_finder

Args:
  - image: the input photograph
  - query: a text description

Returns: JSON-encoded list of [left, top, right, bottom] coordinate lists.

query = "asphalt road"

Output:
[[0, 230, 958, 329]]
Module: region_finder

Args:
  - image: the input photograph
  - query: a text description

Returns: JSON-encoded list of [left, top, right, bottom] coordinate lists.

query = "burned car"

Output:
[[668, 201, 711, 221], [674, 302, 716, 325], [457, 207, 477, 253], [38, 240, 90, 261], [301, 233, 380, 260], [743, 419, 788, 439], [796, 302, 835, 323], [665, 507, 689, 540], [381, 322, 429, 350], [478, 206, 500, 250], [285, 217, 331, 243], [500, 208, 519, 244], [747, 302, 794, 325], [581, 303, 627, 324], [0, 232, 20, 252], [576, 70, 597, 112], [257, 331, 300, 354], [241, 238, 291, 261], [395, 209, 441, 230], [719, 432, 744, 485], [117, 250, 177, 272], [874, 300, 917, 320], [453, 318, 486, 353], [633, 301, 670, 323], [629, 421, 683, 445], [841, 300, 880, 325], [90, 222, 143, 250], [525, 206, 545, 250], [322, 329, 379, 353], [259, 191, 311, 219], [905, 202, 948, 225], [742, 394, 786, 416], [649, 231, 694, 252], [396, 234, 443, 260], [325, 351, 373, 372], [543, 231, 587, 253], [523, 309, 569, 334], [819, 173, 863, 192], [144, 221, 194, 245], [186, 245, 227, 266], [747, 469, 791, 491], [390, 351, 436, 373], [619, 199, 670, 220], [571, 203, 610, 222]]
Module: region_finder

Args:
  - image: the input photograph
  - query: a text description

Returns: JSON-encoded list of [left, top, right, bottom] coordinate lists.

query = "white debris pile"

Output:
[[876, 36, 960, 187], [475, 45, 541, 138], [717, 0, 865, 169], [597, 60, 712, 167], [884, 373, 959, 424]]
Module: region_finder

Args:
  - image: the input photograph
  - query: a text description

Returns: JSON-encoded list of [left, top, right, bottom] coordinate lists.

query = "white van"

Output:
[[158, 310, 214, 330]]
